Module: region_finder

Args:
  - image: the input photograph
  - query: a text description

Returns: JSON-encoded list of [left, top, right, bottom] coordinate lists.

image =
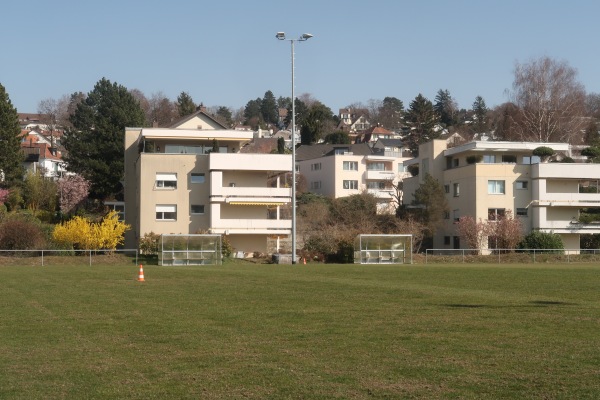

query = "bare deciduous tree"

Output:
[[455, 216, 490, 254], [510, 56, 586, 143]]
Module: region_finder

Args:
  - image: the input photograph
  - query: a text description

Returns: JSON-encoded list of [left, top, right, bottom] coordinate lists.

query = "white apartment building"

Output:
[[296, 142, 411, 212], [123, 126, 292, 255], [402, 139, 600, 251]]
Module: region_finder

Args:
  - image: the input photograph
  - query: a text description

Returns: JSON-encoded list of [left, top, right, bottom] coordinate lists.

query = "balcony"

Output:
[[534, 194, 600, 208], [210, 218, 292, 235], [538, 220, 600, 234], [211, 186, 291, 201], [364, 170, 396, 180]]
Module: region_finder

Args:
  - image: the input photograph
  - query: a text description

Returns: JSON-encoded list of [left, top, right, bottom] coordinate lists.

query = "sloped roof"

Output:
[[167, 108, 228, 129], [296, 143, 373, 161], [240, 138, 279, 154]]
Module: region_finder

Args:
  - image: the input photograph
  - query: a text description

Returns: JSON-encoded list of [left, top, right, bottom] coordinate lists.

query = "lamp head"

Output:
[[275, 32, 285, 40], [301, 33, 313, 40]]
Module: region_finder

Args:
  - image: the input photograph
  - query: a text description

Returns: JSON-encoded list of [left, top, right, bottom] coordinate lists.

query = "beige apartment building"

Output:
[[123, 118, 292, 255], [402, 139, 600, 251], [296, 141, 411, 212]]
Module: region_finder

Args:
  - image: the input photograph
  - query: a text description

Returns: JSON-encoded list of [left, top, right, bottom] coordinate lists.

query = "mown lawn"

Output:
[[0, 262, 599, 399]]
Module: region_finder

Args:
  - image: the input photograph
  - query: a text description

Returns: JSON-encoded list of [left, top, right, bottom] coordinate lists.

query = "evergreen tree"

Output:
[[243, 98, 263, 129], [411, 173, 449, 236], [377, 96, 404, 130], [63, 78, 145, 200], [284, 98, 308, 128], [176, 91, 196, 117], [300, 102, 335, 145], [434, 89, 458, 127], [277, 137, 285, 154], [260, 90, 278, 125], [216, 106, 233, 127], [405, 94, 439, 155], [472, 95, 489, 134], [0, 83, 24, 186]]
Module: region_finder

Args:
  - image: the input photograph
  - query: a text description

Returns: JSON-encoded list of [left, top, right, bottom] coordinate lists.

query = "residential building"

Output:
[[124, 115, 292, 255], [402, 139, 600, 251], [20, 130, 67, 179], [337, 108, 371, 135], [355, 126, 400, 144], [296, 142, 411, 212]]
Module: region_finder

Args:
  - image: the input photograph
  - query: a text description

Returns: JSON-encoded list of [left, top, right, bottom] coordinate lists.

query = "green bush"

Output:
[[466, 155, 483, 164], [518, 231, 564, 252], [532, 146, 555, 161]]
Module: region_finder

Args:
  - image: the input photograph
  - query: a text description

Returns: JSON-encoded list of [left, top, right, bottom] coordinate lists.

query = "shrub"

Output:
[[532, 146, 555, 161], [518, 231, 564, 251], [52, 211, 129, 250], [139, 232, 160, 255], [221, 235, 233, 258], [0, 218, 46, 250], [466, 155, 483, 164]]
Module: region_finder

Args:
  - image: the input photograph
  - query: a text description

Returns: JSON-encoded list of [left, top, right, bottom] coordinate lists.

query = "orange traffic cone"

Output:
[[137, 264, 145, 282]]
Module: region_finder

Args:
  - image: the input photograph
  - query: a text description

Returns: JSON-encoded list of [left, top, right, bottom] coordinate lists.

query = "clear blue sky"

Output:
[[2, 0, 599, 114]]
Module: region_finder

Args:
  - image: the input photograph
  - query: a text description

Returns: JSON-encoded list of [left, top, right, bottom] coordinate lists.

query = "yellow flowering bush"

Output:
[[52, 211, 130, 250]]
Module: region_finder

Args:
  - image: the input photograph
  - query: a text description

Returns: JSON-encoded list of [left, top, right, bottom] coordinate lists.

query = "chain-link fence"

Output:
[[424, 249, 600, 264], [0, 249, 139, 267]]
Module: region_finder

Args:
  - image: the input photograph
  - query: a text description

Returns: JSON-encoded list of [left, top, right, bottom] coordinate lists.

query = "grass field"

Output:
[[0, 261, 599, 399]]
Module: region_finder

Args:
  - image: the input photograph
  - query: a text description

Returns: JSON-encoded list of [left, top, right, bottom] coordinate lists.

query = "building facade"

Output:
[[296, 142, 410, 213], [402, 139, 600, 251], [124, 126, 292, 255]]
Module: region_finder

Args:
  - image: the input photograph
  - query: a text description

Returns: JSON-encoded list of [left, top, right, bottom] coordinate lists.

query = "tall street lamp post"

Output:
[[276, 31, 313, 264]]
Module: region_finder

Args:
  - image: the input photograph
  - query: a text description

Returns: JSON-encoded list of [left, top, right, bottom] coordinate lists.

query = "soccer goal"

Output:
[[354, 234, 412, 264]]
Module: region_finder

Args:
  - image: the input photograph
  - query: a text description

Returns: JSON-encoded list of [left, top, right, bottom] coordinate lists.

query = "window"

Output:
[[367, 181, 386, 189], [398, 164, 406, 173], [191, 205, 205, 214], [155, 173, 177, 189], [156, 205, 176, 220], [453, 209, 460, 222], [343, 161, 358, 170], [343, 180, 358, 190], [444, 184, 450, 194], [483, 155, 496, 163], [310, 181, 321, 190], [444, 211, 450, 220], [367, 162, 385, 171], [311, 163, 321, 171], [523, 155, 541, 164], [191, 173, 205, 184], [502, 155, 517, 163], [334, 148, 349, 155], [516, 207, 528, 217], [444, 236, 451, 245], [488, 180, 505, 194], [453, 183, 460, 197], [488, 208, 505, 220], [516, 181, 528, 190], [452, 158, 459, 167]]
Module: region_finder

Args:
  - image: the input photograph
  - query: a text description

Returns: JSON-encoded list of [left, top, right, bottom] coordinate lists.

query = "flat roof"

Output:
[[444, 141, 570, 156], [140, 128, 254, 141]]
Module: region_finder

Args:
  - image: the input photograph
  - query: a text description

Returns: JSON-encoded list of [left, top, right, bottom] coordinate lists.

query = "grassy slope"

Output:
[[0, 263, 599, 399]]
